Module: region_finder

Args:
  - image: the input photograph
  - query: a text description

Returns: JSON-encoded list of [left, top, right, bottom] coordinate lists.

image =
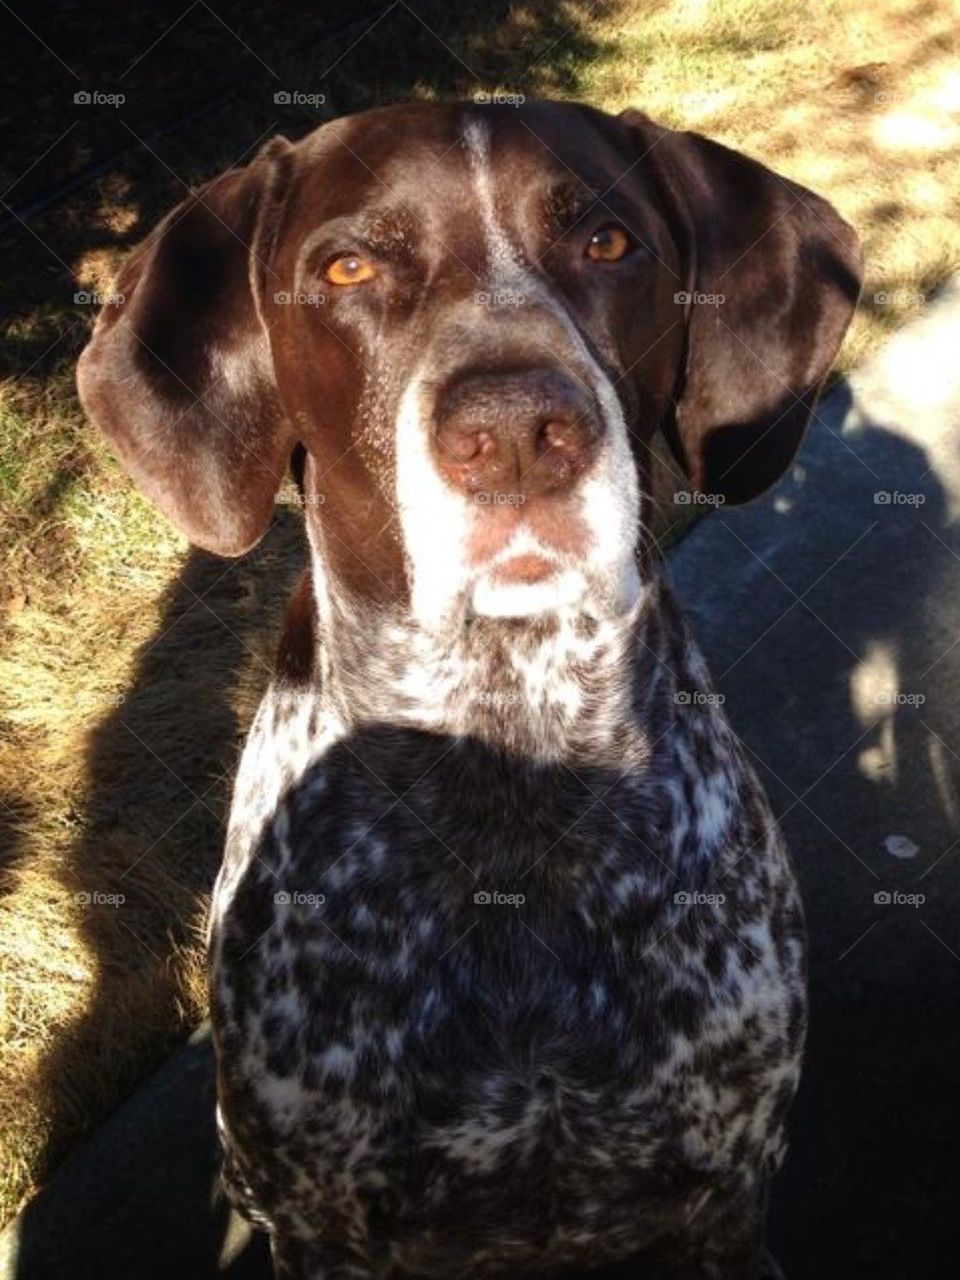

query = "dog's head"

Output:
[[78, 101, 861, 629]]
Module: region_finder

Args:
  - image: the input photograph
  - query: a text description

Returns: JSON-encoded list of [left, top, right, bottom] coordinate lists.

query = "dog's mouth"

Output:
[[467, 515, 590, 619], [491, 553, 556, 584], [462, 485, 611, 618], [396, 368, 642, 627], [466, 494, 592, 568]]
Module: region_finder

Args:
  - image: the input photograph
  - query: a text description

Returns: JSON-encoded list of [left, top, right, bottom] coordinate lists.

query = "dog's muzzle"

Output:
[[432, 368, 602, 499]]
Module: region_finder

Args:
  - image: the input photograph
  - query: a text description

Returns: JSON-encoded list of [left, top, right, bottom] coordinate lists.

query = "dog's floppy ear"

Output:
[[78, 136, 296, 555], [621, 110, 862, 504]]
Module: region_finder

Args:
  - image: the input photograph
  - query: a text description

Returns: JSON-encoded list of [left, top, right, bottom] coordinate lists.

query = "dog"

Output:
[[78, 100, 861, 1279]]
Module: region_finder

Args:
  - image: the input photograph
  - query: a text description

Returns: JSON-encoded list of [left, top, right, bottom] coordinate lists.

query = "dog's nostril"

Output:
[[542, 419, 587, 453], [540, 417, 598, 463], [442, 429, 496, 464], [434, 370, 601, 496]]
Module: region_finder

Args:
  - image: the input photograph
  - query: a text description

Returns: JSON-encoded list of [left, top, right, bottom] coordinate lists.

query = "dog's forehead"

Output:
[[289, 101, 635, 238]]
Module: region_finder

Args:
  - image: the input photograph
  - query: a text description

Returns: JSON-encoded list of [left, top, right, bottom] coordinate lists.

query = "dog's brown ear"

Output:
[[621, 109, 862, 504], [78, 136, 296, 555]]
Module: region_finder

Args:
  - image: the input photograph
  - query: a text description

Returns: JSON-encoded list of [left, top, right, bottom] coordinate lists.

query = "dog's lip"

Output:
[[465, 495, 591, 567], [490, 553, 557, 584]]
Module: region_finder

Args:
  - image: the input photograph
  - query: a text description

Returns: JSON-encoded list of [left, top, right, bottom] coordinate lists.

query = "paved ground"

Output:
[[4, 282, 960, 1278], [671, 279, 960, 1278]]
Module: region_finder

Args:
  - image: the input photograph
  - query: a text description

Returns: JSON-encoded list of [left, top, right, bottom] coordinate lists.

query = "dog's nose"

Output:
[[433, 369, 601, 497]]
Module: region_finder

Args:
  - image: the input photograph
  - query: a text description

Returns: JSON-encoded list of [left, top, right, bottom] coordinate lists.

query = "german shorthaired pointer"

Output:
[[78, 101, 861, 1279]]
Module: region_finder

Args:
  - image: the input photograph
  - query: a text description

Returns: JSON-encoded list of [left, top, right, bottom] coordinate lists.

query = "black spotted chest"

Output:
[[213, 736, 803, 1269], [219, 849, 797, 1248]]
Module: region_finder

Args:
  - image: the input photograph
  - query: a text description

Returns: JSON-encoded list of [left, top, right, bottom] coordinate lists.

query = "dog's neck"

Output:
[[256, 558, 742, 886], [291, 557, 692, 768]]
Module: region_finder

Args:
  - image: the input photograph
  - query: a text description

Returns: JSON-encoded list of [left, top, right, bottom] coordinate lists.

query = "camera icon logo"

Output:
[[674, 291, 691, 304], [274, 91, 292, 104], [74, 91, 91, 104], [874, 891, 892, 905], [274, 891, 291, 905], [474, 891, 492, 904]]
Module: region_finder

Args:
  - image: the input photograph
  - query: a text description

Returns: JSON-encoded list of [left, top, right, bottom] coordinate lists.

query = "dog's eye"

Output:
[[586, 227, 633, 263], [324, 254, 377, 286]]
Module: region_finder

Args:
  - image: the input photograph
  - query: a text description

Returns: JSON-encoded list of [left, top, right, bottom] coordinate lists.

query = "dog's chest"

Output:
[[211, 672, 805, 1269]]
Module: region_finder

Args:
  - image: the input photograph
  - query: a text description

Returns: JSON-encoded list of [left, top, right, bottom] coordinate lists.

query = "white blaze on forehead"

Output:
[[462, 117, 525, 284]]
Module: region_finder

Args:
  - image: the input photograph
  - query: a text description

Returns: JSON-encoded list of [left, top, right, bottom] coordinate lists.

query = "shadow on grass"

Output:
[[3, 510, 303, 1274]]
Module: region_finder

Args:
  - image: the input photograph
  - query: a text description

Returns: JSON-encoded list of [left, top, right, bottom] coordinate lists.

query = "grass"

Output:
[[1, 0, 959, 1226]]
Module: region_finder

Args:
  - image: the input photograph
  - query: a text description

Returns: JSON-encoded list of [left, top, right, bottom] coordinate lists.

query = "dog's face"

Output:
[[275, 104, 687, 625], [78, 101, 861, 629]]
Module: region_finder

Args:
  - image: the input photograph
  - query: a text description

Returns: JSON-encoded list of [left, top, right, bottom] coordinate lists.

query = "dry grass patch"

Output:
[[0, 496, 303, 1217], [576, 0, 960, 366]]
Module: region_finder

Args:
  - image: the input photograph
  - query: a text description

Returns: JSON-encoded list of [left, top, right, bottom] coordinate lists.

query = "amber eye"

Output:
[[324, 254, 377, 285], [586, 226, 633, 263]]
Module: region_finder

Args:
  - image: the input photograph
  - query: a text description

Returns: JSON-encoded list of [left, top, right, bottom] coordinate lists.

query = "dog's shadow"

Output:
[[5, 510, 301, 1280]]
